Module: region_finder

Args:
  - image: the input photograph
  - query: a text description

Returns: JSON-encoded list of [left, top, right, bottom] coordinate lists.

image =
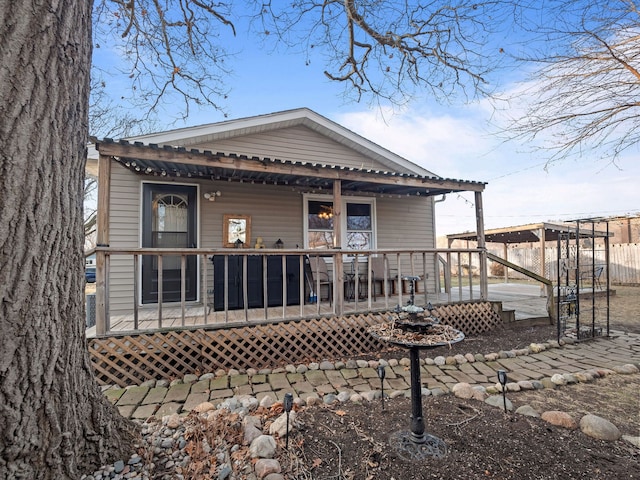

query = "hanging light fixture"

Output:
[[318, 205, 333, 220]]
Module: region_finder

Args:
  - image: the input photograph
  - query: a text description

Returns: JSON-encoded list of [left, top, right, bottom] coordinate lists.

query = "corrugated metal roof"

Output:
[[96, 138, 486, 197]]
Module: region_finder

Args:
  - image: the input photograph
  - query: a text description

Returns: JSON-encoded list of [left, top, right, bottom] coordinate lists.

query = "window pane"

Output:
[[308, 231, 334, 249], [347, 232, 371, 250], [347, 203, 371, 230], [308, 200, 334, 229]]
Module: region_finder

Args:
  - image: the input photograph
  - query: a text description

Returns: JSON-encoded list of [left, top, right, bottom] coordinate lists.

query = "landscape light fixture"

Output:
[[377, 365, 386, 411], [497, 370, 508, 413], [284, 392, 293, 449]]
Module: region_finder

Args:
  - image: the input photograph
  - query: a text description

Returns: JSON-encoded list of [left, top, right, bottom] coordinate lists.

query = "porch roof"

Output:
[[447, 221, 613, 245], [94, 138, 486, 198]]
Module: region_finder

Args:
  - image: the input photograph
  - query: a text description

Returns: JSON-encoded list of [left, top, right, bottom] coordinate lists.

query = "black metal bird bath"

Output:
[[368, 276, 464, 460]]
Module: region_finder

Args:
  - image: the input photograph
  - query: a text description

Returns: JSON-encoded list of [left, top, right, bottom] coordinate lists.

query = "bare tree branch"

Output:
[[93, 0, 237, 120], [250, 0, 516, 105], [503, 1, 640, 164]]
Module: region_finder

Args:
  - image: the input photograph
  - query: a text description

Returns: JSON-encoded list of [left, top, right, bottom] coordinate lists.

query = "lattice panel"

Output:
[[88, 301, 501, 386], [431, 301, 502, 337]]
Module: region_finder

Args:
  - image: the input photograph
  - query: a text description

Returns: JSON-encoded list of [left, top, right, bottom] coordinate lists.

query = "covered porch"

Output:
[[90, 139, 491, 337]]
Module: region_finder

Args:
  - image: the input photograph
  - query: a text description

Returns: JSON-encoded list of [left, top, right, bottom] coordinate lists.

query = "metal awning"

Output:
[[95, 138, 486, 198], [447, 222, 613, 245]]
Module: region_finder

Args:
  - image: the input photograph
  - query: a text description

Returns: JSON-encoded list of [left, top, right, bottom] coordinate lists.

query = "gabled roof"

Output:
[[91, 107, 488, 198], [89, 108, 435, 177]]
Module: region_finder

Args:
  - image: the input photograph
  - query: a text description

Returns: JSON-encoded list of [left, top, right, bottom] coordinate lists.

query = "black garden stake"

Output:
[[497, 370, 508, 413], [284, 392, 293, 449], [377, 365, 386, 410]]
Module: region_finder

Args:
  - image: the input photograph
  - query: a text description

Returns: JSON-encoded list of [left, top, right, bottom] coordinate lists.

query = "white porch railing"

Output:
[[88, 247, 488, 336]]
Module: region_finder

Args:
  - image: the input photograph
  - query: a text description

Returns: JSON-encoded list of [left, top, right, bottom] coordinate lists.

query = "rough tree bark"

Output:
[[0, 1, 137, 478]]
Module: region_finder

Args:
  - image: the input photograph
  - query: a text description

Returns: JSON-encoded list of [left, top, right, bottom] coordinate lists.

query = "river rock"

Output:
[[517, 380, 534, 391], [454, 354, 467, 364], [193, 401, 215, 413], [613, 364, 640, 374], [515, 405, 540, 418], [244, 424, 263, 445], [579, 414, 621, 441], [336, 391, 351, 403], [452, 383, 474, 399], [254, 459, 281, 479], [622, 435, 640, 448], [550, 374, 567, 386], [485, 395, 513, 411], [319, 361, 335, 370], [249, 435, 277, 458], [541, 411, 577, 429], [269, 411, 297, 437]]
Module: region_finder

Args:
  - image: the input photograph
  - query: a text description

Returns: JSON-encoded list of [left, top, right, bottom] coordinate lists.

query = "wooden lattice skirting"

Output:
[[88, 301, 502, 387]]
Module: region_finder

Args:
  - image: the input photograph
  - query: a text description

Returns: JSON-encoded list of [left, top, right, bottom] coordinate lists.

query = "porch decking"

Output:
[[86, 282, 553, 337]]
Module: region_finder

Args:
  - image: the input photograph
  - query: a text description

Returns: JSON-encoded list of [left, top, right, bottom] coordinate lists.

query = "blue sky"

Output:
[[93, 5, 640, 236]]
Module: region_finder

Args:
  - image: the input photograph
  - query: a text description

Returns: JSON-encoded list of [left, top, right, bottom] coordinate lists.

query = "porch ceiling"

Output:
[[95, 138, 486, 197]]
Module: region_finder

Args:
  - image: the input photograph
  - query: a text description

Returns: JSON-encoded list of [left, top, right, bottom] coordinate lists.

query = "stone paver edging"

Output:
[[104, 332, 640, 423]]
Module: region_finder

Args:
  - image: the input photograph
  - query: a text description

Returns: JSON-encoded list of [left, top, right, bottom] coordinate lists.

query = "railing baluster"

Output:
[[181, 254, 186, 327], [263, 255, 269, 321], [133, 254, 139, 330], [202, 253, 208, 325], [242, 254, 249, 322], [281, 254, 287, 319], [157, 255, 163, 329]]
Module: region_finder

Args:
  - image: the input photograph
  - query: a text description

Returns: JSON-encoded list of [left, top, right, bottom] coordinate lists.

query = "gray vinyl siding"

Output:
[[108, 164, 141, 315], [107, 164, 308, 315], [377, 196, 434, 249], [376, 196, 436, 292], [192, 125, 403, 172], [105, 128, 437, 315]]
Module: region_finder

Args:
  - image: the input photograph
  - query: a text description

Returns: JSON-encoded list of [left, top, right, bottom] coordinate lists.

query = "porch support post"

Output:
[[503, 243, 508, 283], [539, 227, 546, 296], [95, 153, 111, 335], [333, 180, 344, 314], [474, 191, 488, 299]]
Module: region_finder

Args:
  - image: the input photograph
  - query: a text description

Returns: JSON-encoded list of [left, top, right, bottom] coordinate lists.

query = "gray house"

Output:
[[89, 108, 489, 336]]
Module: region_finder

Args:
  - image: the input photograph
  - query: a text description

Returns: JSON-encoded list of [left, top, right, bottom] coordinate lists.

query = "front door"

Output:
[[141, 184, 197, 304]]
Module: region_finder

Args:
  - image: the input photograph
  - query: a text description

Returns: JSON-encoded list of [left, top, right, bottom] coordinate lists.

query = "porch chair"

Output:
[[369, 256, 395, 301], [580, 265, 604, 290], [307, 255, 333, 306]]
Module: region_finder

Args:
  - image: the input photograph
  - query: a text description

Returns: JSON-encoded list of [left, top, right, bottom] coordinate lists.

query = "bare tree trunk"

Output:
[[0, 1, 136, 478]]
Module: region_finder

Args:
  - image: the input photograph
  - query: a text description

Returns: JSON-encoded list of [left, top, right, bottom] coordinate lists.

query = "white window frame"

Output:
[[303, 194, 377, 251]]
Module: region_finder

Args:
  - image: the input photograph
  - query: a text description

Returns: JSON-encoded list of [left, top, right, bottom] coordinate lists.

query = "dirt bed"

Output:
[[277, 286, 640, 479]]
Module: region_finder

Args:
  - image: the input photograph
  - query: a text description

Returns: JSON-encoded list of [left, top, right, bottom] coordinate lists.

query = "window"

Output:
[[307, 200, 334, 249], [305, 196, 375, 250], [346, 203, 372, 250]]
